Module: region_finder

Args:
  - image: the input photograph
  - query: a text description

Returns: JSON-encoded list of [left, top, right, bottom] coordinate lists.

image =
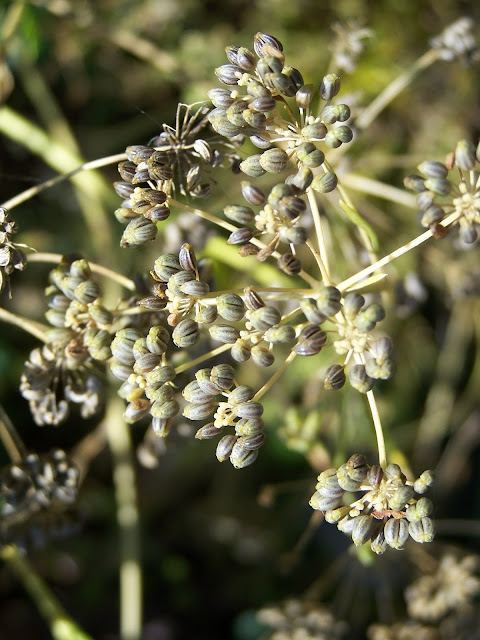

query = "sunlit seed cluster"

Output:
[[310, 455, 435, 553], [404, 139, 480, 244]]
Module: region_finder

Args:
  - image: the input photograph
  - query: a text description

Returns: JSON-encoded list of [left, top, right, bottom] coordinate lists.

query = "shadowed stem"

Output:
[[1, 153, 127, 211], [0, 403, 27, 462], [0, 306, 49, 342], [0, 545, 94, 640], [103, 395, 142, 640]]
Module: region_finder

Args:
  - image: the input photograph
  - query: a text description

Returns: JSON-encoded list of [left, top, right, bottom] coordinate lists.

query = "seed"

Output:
[[384, 518, 409, 549], [153, 254, 181, 282], [409, 517, 435, 543], [251, 344, 274, 367], [259, 148, 289, 173], [216, 435, 237, 462], [320, 73, 341, 100], [172, 319, 199, 348], [352, 515, 376, 546], [210, 363, 235, 391], [294, 324, 327, 356], [183, 401, 216, 421], [311, 171, 338, 193], [217, 293, 245, 321], [241, 181, 266, 205], [224, 204, 255, 225], [324, 364, 346, 390], [209, 324, 240, 343]]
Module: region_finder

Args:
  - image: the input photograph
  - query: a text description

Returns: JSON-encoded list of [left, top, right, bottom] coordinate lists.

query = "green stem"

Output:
[[103, 396, 142, 640], [366, 389, 387, 469], [1, 153, 127, 211], [253, 350, 297, 402], [0, 306, 49, 342], [306, 188, 331, 282], [0, 402, 27, 462], [0, 545, 94, 640], [337, 210, 461, 292], [174, 343, 232, 375], [27, 253, 136, 291]]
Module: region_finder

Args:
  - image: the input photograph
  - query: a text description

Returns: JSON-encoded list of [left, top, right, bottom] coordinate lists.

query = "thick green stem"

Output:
[[103, 397, 142, 640], [0, 545, 94, 640]]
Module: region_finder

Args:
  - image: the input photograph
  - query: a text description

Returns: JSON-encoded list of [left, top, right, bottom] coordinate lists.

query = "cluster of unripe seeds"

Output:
[[20, 256, 111, 425], [404, 138, 480, 243], [310, 454, 435, 553]]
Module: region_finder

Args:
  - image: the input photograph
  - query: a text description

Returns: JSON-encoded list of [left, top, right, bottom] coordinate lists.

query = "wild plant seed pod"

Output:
[[352, 515, 376, 546], [172, 318, 199, 348], [235, 417, 264, 436], [145, 364, 176, 385], [240, 155, 266, 177], [231, 338, 252, 362], [324, 364, 346, 390], [336, 463, 363, 492], [234, 401, 264, 419], [413, 470, 435, 494], [224, 204, 255, 225], [183, 401, 216, 421], [228, 385, 255, 405], [455, 139, 476, 171], [417, 160, 449, 179], [209, 324, 240, 343], [241, 181, 266, 205], [408, 517, 435, 543], [309, 491, 343, 512], [150, 399, 180, 420], [210, 363, 235, 391], [216, 435, 237, 462], [249, 305, 281, 330], [216, 293, 245, 321], [294, 324, 327, 356], [196, 305, 218, 324], [384, 517, 409, 549], [195, 422, 224, 439], [153, 254, 181, 282], [370, 530, 388, 555], [263, 324, 296, 344], [388, 486, 415, 511], [259, 148, 289, 173], [179, 279, 210, 297], [182, 380, 215, 404], [296, 83, 315, 109], [251, 344, 275, 367], [320, 73, 341, 100], [230, 446, 258, 469]]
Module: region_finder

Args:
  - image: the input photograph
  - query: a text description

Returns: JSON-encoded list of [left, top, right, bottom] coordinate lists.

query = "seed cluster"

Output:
[[20, 256, 112, 425], [310, 455, 435, 553], [0, 449, 79, 522], [114, 103, 240, 247], [404, 139, 480, 244], [257, 598, 348, 640]]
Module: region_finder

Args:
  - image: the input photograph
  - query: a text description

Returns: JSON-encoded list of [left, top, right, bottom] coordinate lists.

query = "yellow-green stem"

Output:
[[307, 188, 331, 282], [174, 343, 232, 375], [0, 306, 49, 342], [0, 545, 94, 640], [253, 350, 297, 402], [103, 396, 142, 640], [366, 390, 387, 469]]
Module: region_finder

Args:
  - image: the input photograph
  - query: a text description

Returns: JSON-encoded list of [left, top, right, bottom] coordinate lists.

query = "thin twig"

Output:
[[0, 306, 49, 342]]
